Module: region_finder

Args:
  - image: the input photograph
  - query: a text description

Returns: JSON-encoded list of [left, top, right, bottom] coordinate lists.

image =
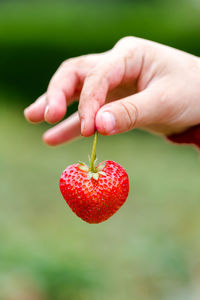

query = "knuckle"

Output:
[[120, 100, 138, 130], [60, 54, 92, 69], [49, 58, 80, 87], [86, 68, 97, 79], [60, 57, 80, 67], [59, 58, 77, 72], [59, 58, 74, 69], [48, 72, 63, 89], [114, 36, 137, 48], [85, 66, 106, 86], [48, 76, 57, 90]]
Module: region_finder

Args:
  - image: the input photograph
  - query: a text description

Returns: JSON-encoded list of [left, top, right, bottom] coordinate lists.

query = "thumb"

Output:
[[95, 89, 161, 135]]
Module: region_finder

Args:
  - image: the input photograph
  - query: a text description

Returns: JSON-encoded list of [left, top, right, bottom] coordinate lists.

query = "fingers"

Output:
[[95, 88, 161, 135], [79, 54, 126, 137], [43, 112, 81, 146], [24, 61, 81, 125], [45, 67, 79, 123], [79, 43, 143, 137], [24, 94, 46, 123], [44, 55, 99, 124]]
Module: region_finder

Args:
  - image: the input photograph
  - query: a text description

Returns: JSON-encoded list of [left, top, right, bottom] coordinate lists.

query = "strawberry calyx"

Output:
[[79, 161, 106, 180], [78, 131, 106, 180]]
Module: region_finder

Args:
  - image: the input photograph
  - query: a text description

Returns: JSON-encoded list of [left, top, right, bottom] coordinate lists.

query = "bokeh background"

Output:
[[0, 0, 200, 299]]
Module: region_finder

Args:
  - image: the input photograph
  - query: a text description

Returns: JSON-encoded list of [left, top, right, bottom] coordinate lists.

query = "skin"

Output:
[[24, 36, 200, 146]]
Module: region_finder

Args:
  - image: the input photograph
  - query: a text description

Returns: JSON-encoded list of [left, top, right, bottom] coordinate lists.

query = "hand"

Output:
[[24, 36, 200, 146]]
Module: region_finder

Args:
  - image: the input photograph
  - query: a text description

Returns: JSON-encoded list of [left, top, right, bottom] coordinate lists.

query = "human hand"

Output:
[[24, 36, 200, 146]]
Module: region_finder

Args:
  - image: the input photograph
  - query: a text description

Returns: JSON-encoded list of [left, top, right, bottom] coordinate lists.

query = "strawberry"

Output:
[[59, 132, 129, 224]]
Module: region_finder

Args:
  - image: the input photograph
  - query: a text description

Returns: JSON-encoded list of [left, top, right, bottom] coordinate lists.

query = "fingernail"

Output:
[[101, 111, 116, 134], [44, 105, 49, 117]]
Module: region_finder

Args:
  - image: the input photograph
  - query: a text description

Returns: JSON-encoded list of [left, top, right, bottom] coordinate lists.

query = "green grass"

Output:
[[0, 101, 200, 299]]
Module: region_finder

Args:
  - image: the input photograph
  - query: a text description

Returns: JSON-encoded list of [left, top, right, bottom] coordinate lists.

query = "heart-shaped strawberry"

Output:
[[60, 132, 129, 223]]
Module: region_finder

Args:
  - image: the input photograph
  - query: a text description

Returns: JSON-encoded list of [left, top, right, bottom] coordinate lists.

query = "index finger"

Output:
[[79, 54, 126, 137]]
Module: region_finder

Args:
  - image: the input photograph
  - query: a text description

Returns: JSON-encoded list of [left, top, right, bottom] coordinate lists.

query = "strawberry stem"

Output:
[[89, 131, 98, 172]]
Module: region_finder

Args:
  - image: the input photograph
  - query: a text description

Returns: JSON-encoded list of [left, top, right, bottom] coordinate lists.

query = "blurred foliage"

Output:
[[0, 0, 200, 104], [0, 104, 200, 300]]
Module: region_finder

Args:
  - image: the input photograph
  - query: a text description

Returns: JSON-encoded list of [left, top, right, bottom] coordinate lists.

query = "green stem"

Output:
[[89, 131, 98, 172]]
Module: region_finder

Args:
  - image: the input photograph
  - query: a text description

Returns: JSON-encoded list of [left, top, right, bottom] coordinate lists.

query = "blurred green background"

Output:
[[0, 0, 200, 299]]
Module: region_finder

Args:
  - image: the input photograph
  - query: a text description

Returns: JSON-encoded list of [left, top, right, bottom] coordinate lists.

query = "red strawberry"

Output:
[[59, 132, 129, 224]]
